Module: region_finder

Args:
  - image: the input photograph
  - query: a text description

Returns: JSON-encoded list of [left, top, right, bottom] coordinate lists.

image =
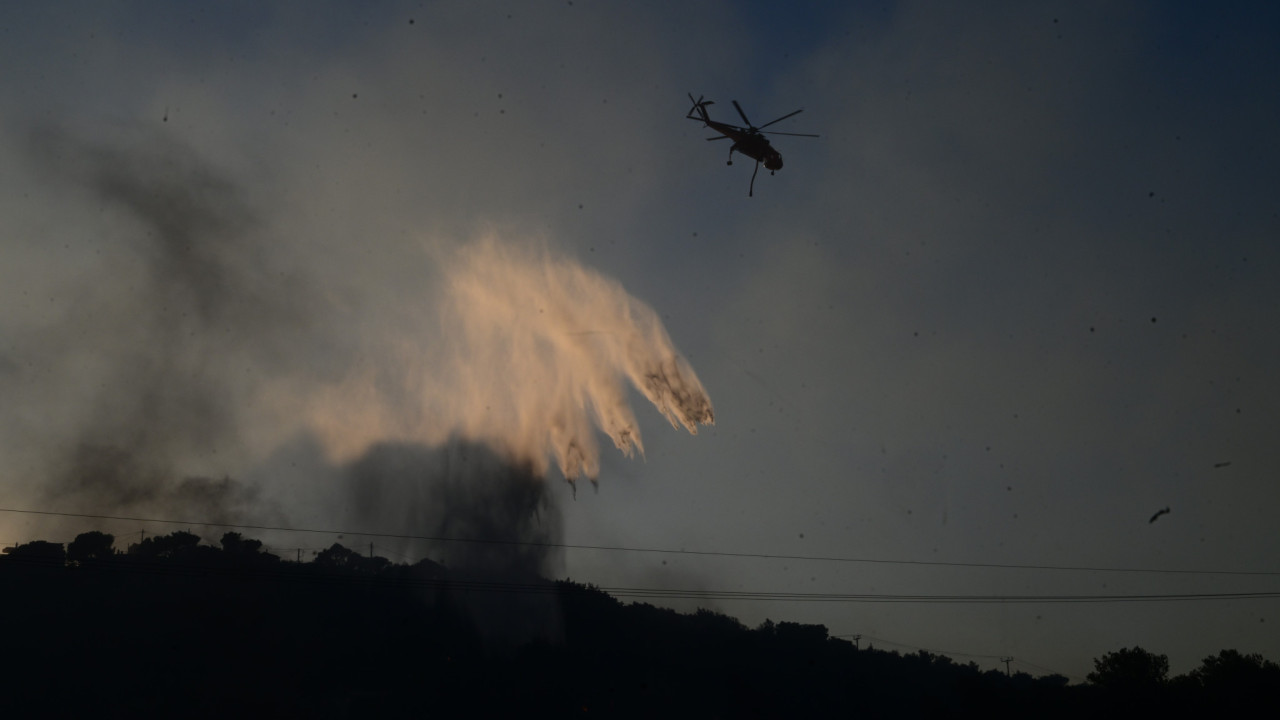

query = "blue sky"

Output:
[[2, 1, 1278, 680]]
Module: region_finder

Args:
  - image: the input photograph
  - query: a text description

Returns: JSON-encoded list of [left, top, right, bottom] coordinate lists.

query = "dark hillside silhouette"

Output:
[[1, 530, 1276, 717]]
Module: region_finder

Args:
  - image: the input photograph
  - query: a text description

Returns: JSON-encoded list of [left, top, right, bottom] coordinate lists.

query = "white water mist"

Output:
[[309, 237, 713, 483]]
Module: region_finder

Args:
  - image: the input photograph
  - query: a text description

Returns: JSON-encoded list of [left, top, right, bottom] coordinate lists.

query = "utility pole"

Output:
[[369, 542, 374, 559], [852, 634, 862, 650], [1000, 657, 1013, 677], [296, 548, 301, 563]]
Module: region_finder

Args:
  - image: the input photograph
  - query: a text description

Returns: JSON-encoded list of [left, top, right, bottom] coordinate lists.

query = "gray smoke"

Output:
[[52, 444, 266, 527], [10, 124, 317, 526], [3, 124, 712, 584]]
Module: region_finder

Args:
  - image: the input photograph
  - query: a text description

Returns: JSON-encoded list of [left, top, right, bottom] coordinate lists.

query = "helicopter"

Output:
[[686, 93, 819, 196]]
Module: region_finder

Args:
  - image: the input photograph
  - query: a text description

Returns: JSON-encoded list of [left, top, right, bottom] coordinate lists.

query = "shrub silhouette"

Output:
[[2, 540, 66, 566]]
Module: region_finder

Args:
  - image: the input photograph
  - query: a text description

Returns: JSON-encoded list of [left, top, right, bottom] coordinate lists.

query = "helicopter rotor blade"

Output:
[[732, 100, 752, 127], [757, 108, 804, 130], [763, 131, 821, 138], [706, 135, 731, 141]]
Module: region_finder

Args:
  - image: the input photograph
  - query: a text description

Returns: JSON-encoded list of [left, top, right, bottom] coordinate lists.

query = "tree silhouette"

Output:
[[67, 531, 116, 565], [1190, 649, 1280, 692], [1088, 646, 1169, 691], [127, 530, 202, 559], [313, 542, 390, 574], [220, 531, 263, 555], [216, 531, 281, 568]]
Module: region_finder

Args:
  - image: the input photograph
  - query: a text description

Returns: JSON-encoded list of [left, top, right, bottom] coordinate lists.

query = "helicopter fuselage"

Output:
[[702, 120, 784, 170], [686, 95, 816, 196]]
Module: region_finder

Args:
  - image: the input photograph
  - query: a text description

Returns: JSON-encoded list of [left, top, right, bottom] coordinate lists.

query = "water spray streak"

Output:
[[437, 238, 714, 483]]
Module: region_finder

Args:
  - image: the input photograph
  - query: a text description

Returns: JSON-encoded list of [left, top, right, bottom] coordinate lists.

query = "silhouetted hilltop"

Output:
[[2, 532, 1276, 718]]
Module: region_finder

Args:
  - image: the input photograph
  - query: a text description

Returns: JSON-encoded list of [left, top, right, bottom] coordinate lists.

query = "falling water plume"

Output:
[[430, 238, 714, 484]]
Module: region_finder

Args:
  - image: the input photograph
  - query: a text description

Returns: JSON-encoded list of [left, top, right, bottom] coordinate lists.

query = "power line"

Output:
[[5, 552, 1277, 606], [600, 587, 1280, 604], [4, 505, 1280, 578]]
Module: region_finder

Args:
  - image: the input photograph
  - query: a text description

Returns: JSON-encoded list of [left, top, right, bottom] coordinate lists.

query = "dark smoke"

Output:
[[18, 124, 318, 525], [345, 439, 562, 578], [54, 444, 267, 526], [342, 439, 564, 644]]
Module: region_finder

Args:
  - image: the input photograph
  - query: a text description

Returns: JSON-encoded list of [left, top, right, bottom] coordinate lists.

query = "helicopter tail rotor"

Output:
[[686, 93, 714, 123]]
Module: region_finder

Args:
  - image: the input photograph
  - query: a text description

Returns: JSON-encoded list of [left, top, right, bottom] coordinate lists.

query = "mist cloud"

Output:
[[303, 236, 714, 486], [434, 238, 714, 482]]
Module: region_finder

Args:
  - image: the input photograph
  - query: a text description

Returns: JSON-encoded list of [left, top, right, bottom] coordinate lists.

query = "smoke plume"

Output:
[[3, 124, 712, 547], [7, 125, 311, 527], [333, 438, 566, 644], [344, 439, 561, 577]]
